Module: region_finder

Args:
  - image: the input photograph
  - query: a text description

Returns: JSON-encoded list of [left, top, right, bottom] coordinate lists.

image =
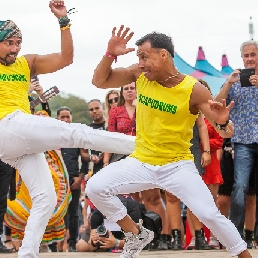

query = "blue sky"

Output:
[[2, 0, 258, 101]]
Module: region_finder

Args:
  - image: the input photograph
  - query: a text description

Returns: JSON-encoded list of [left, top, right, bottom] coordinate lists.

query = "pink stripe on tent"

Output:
[[190, 70, 207, 79]]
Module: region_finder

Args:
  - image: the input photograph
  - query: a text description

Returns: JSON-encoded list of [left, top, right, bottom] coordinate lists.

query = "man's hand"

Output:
[[107, 25, 135, 57], [208, 99, 234, 125], [49, 0, 67, 19], [227, 69, 240, 85], [249, 74, 258, 87], [99, 231, 117, 249], [29, 80, 43, 95], [91, 153, 104, 164], [90, 230, 100, 247], [70, 176, 82, 190]]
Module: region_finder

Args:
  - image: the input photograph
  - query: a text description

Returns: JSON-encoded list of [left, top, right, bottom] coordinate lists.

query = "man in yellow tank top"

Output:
[[0, 3, 135, 258], [88, 25, 252, 258]]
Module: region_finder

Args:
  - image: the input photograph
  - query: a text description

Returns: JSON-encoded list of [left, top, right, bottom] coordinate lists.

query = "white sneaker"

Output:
[[120, 220, 154, 258], [209, 237, 220, 249], [186, 237, 196, 250]]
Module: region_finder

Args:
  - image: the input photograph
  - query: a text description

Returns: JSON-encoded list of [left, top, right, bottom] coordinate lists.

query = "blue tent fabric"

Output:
[[174, 53, 226, 95]]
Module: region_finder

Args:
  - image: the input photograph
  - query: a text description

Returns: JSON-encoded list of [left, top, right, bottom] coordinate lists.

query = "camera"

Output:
[[240, 68, 255, 87], [96, 225, 109, 238]]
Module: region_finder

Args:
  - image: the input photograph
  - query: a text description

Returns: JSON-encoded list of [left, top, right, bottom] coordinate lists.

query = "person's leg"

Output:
[[165, 192, 183, 250], [0, 111, 135, 165], [141, 188, 168, 249], [157, 160, 249, 257], [217, 195, 231, 218], [0, 160, 14, 253], [231, 143, 256, 234], [244, 195, 256, 249], [67, 187, 81, 252], [15, 153, 57, 258]]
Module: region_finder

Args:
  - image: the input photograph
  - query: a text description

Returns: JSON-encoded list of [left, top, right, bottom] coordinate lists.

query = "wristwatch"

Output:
[[214, 120, 229, 132], [203, 150, 211, 154]]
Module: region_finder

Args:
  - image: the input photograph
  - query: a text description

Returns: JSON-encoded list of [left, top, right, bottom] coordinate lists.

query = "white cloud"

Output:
[[2, 0, 258, 101]]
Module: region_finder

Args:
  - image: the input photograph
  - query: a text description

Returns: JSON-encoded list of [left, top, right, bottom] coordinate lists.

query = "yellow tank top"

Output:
[[0, 56, 31, 120], [130, 73, 198, 165]]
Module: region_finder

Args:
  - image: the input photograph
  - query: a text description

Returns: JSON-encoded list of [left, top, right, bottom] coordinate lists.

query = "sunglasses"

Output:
[[108, 97, 119, 104]]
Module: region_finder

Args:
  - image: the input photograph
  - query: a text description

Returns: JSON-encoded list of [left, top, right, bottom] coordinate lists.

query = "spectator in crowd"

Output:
[[85, 99, 106, 174], [103, 82, 136, 167], [76, 195, 142, 252], [104, 89, 120, 129], [215, 40, 258, 236], [57, 106, 89, 252], [217, 138, 257, 249]]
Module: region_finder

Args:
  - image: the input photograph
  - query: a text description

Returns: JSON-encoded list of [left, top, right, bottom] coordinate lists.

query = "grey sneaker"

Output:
[[120, 220, 154, 258]]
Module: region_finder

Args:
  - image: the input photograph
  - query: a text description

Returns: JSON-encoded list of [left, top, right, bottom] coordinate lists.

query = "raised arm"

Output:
[[25, 0, 73, 76], [214, 69, 240, 102], [92, 25, 141, 89]]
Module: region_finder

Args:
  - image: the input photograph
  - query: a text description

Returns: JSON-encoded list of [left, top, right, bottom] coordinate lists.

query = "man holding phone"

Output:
[[215, 40, 258, 246]]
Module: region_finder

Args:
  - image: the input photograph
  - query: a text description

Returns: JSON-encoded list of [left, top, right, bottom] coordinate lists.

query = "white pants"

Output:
[[87, 157, 247, 257], [0, 111, 135, 258]]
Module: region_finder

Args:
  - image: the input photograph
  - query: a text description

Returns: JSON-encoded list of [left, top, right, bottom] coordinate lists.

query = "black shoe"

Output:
[[157, 234, 168, 250], [0, 239, 15, 253], [48, 242, 57, 252], [167, 234, 172, 249], [68, 240, 77, 252], [245, 229, 254, 249], [171, 229, 182, 250], [195, 229, 211, 250]]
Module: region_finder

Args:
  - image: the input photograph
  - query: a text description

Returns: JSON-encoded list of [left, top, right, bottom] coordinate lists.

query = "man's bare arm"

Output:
[[92, 62, 139, 89], [25, 28, 73, 76], [191, 83, 234, 138], [25, 1, 73, 76], [215, 69, 240, 102]]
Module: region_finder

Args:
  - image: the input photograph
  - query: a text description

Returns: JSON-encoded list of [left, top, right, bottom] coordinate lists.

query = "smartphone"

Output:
[[240, 68, 255, 87], [32, 75, 39, 82]]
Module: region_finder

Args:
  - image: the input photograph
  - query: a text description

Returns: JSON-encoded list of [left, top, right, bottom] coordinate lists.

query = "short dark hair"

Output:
[[135, 32, 174, 58], [57, 106, 72, 116], [88, 99, 101, 105]]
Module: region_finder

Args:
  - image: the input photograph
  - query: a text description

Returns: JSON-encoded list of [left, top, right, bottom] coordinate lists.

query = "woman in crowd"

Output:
[[103, 83, 136, 167], [104, 89, 120, 129]]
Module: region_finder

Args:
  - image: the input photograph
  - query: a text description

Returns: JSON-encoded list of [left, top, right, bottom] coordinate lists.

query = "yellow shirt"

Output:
[[0, 56, 31, 120], [130, 73, 198, 165]]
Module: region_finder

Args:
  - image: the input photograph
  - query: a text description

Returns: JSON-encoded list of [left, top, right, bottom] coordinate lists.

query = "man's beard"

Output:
[[0, 53, 16, 66]]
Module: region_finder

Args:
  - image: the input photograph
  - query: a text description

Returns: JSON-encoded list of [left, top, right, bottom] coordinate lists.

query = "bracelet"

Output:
[[214, 120, 229, 132], [203, 150, 211, 154], [60, 24, 71, 31], [58, 15, 71, 28], [106, 51, 117, 63], [115, 238, 120, 248]]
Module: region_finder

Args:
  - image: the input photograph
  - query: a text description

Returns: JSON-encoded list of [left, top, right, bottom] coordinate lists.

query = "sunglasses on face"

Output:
[[108, 97, 119, 104]]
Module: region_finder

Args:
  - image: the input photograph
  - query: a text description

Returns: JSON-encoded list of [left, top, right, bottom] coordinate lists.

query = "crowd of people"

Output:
[[0, 1, 257, 258]]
